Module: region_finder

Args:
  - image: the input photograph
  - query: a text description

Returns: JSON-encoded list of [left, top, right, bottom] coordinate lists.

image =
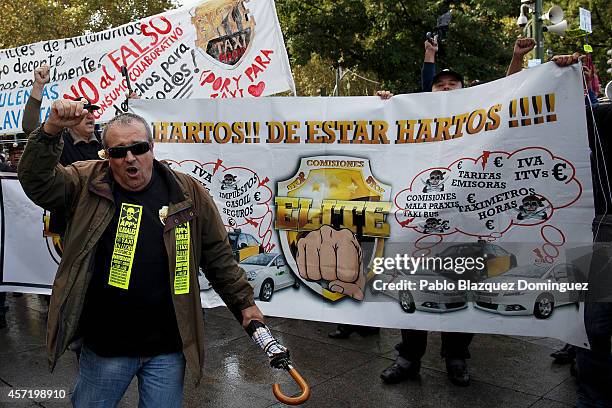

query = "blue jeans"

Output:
[[72, 345, 185, 408]]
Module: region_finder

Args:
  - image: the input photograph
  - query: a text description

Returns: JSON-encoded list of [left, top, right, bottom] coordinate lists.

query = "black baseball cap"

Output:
[[7, 138, 26, 152], [432, 69, 464, 86], [76, 97, 100, 111]]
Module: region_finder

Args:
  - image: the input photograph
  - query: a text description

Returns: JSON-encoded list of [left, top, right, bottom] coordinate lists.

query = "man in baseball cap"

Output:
[[431, 68, 464, 92], [379, 36, 472, 389]]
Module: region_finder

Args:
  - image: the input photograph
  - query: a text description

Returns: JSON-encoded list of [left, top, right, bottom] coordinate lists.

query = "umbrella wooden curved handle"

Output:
[[272, 366, 310, 405]]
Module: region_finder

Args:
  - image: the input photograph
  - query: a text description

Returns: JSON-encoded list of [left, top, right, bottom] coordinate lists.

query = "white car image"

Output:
[[473, 263, 583, 319], [372, 268, 468, 313], [240, 253, 298, 302]]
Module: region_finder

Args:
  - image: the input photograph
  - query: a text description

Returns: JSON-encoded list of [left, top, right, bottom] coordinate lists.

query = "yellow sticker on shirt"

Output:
[[174, 223, 190, 295], [108, 203, 143, 289]]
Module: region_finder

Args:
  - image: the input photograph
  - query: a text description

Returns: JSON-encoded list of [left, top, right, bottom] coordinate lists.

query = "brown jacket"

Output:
[[18, 127, 255, 381]]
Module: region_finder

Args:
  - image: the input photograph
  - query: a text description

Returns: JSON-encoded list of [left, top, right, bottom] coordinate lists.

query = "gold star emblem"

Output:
[[328, 175, 340, 188], [347, 182, 358, 193]]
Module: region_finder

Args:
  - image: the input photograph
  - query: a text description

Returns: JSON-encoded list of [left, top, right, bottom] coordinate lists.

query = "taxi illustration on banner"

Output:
[[228, 228, 264, 261], [190, 0, 255, 67], [275, 156, 392, 302], [241, 252, 298, 302]]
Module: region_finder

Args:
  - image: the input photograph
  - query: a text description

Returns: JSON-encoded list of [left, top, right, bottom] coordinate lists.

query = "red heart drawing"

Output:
[[248, 81, 266, 97]]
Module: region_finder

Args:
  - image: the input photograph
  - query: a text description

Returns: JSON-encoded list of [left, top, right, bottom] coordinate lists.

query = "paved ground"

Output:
[[0, 294, 577, 407]]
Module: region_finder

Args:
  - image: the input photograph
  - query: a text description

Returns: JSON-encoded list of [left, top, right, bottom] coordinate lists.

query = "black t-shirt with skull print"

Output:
[[81, 166, 182, 357]]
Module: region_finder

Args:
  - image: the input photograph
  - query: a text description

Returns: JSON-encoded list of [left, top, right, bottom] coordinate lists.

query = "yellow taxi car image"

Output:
[[228, 229, 263, 262]]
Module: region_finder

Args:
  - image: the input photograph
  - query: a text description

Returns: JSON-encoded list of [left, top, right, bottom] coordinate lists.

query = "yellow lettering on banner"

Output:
[[174, 223, 190, 295], [108, 204, 143, 290]]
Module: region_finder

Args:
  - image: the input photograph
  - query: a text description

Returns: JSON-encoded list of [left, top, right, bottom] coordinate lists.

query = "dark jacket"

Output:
[[422, 62, 435, 92], [18, 126, 255, 381]]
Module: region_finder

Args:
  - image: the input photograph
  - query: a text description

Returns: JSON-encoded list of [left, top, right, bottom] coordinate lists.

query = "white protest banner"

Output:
[[0, 0, 294, 135], [1, 63, 594, 345], [0, 175, 56, 292]]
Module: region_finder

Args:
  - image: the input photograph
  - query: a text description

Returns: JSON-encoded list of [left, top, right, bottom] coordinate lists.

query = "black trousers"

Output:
[[397, 329, 473, 361], [576, 216, 612, 407], [0, 292, 6, 314]]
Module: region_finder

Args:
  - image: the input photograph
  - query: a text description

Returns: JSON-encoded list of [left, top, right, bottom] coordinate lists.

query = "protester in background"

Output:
[[1, 142, 24, 171], [577, 98, 612, 408], [506, 38, 537, 77], [0, 141, 25, 329], [583, 61, 599, 106], [18, 102, 264, 407], [377, 36, 473, 387], [23, 64, 103, 242], [23, 65, 102, 165]]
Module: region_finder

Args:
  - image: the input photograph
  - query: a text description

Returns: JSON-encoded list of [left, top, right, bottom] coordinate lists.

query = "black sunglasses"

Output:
[[106, 141, 150, 159]]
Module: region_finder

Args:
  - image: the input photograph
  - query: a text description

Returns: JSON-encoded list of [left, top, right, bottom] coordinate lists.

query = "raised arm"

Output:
[[18, 99, 87, 210], [506, 38, 536, 77], [422, 36, 438, 92], [22, 65, 51, 134]]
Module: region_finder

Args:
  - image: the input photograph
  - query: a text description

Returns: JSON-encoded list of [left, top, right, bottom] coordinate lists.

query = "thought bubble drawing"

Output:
[[394, 147, 582, 239]]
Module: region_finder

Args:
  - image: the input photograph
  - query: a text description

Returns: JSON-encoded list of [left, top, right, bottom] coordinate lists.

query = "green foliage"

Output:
[[1, 0, 609, 94], [0, 0, 176, 49], [542, 0, 611, 86], [277, 0, 519, 93], [292, 54, 381, 96]]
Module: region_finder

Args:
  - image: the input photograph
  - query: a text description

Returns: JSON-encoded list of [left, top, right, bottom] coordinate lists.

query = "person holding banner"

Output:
[[576, 100, 612, 408], [18, 101, 264, 407], [0, 141, 25, 329], [379, 36, 474, 387]]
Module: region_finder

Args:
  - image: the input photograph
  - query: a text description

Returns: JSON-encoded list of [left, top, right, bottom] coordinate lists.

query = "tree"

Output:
[[542, 0, 611, 90], [290, 53, 382, 97], [277, 0, 519, 93], [0, 0, 176, 50]]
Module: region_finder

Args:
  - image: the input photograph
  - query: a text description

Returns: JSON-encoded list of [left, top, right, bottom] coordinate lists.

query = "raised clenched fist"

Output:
[[43, 99, 88, 136], [34, 64, 51, 85], [513, 38, 536, 58], [296, 225, 365, 300]]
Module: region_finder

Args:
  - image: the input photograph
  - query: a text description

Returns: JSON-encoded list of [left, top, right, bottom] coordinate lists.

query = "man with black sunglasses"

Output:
[[18, 99, 264, 407]]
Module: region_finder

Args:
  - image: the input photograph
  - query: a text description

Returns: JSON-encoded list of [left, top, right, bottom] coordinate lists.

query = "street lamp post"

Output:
[[518, 0, 566, 62], [533, 0, 544, 61]]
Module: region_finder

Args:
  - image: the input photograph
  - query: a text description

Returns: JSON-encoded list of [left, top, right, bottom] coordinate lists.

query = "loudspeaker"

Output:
[[544, 20, 568, 36], [543, 5, 564, 24]]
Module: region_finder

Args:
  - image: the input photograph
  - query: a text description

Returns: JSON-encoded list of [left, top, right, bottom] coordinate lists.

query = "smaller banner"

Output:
[[0, 0, 295, 134]]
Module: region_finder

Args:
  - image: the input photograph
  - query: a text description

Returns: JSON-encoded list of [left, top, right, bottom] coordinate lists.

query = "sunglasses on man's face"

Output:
[[106, 141, 151, 159]]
